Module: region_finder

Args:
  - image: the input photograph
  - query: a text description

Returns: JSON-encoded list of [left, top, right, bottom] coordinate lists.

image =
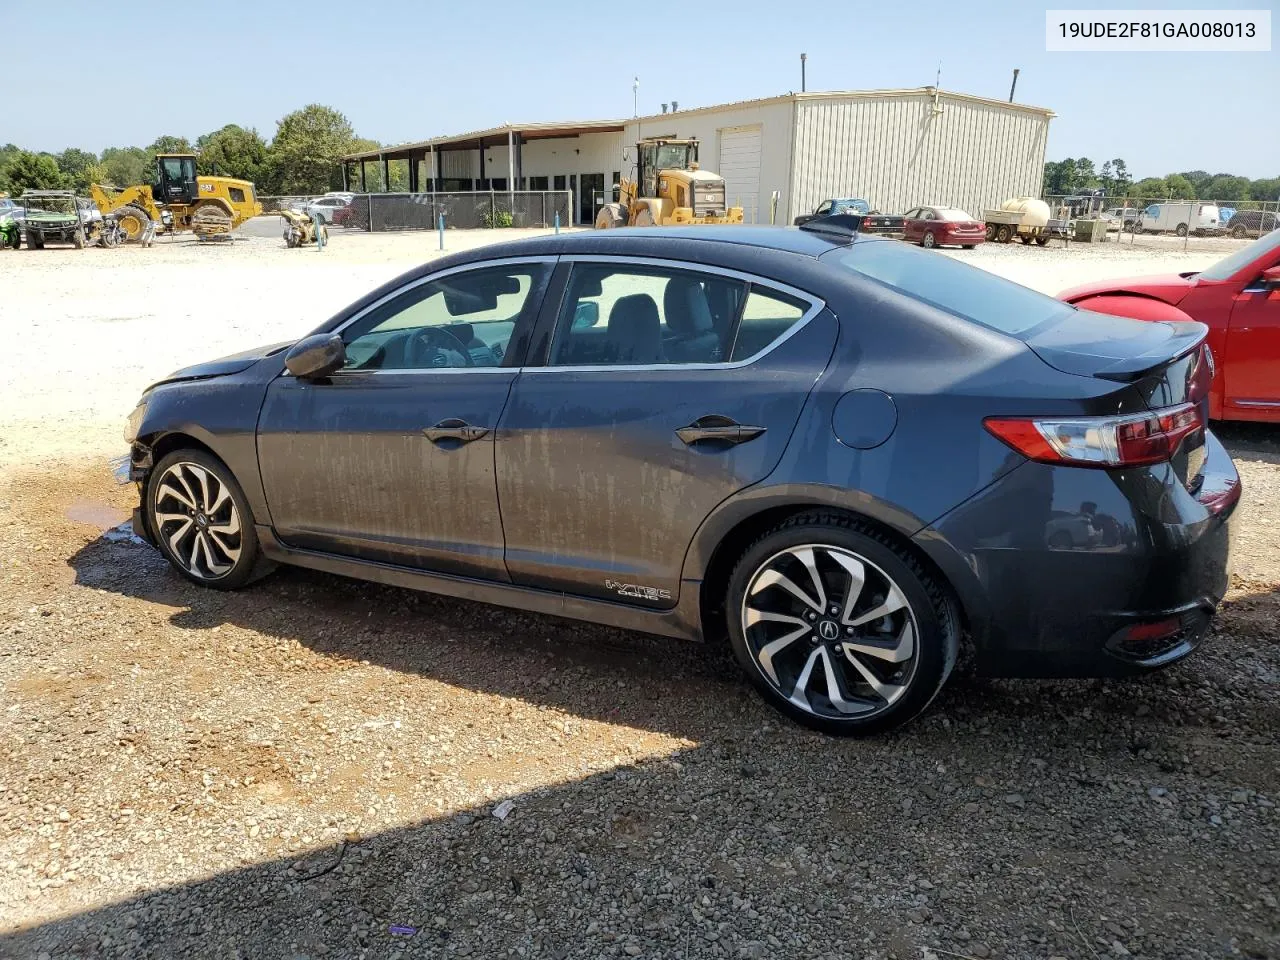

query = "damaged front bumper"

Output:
[[111, 447, 157, 546]]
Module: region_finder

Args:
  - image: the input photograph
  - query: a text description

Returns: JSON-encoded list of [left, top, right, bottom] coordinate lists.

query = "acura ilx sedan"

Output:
[[119, 218, 1240, 734]]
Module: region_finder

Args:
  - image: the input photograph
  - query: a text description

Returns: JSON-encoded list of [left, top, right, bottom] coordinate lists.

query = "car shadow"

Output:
[[64, 525, 1279, 750]]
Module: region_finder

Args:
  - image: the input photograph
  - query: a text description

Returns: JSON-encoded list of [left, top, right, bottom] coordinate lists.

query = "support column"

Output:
[[360, 160, 367, 192], [381, 155, 389, 193]]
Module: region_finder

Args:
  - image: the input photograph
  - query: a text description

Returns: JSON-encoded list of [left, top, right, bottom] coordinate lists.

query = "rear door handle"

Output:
[[676, 415, 766, 446], [423, 418, 490, 444]]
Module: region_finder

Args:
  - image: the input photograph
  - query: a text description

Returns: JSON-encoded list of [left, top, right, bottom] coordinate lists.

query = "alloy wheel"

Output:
[[741, 544, 919, 720], [153, 461, 243, 580]]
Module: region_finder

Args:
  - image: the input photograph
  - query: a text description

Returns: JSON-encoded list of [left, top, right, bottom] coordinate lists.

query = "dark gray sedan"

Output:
[[119, 220, 1239, 734]]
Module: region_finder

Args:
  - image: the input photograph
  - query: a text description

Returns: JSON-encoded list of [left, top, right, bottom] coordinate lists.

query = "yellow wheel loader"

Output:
[[595, 138, 744, 229], [90, 154, 262, 243]]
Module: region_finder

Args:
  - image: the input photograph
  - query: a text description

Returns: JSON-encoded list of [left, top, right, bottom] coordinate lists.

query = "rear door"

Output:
[[495, 257, 838, 607]]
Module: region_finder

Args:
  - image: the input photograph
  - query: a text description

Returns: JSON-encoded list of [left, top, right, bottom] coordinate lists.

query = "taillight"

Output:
[[985, 402, 1204, 468]]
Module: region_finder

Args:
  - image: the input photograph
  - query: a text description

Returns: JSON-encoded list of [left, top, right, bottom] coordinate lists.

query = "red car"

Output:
[[902, 206, 986, 249], [1058, 230, 1280, 422]]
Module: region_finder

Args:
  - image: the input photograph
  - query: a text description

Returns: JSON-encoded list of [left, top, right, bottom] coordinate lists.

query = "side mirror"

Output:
[[285, 333, 346, 379], [1262, 265, 1280, 289]]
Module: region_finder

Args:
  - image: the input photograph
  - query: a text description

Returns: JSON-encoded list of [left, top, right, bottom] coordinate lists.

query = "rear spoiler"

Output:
[[1094, 320, 1208, 382]]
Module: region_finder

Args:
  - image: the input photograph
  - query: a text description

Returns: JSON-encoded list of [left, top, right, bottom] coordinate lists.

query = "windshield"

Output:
[[822, 241, 1075, 337], [652, 144, 693, 170], [1198, 228, 1280, 282], [835, 199, 870, 214]]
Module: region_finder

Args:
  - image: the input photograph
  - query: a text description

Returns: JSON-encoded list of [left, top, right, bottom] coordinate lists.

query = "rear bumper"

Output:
[[915, 430, 1240, 678]]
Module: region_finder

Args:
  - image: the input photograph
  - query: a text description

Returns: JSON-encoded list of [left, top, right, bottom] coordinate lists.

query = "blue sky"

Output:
[[4, 0, 1276, 178]]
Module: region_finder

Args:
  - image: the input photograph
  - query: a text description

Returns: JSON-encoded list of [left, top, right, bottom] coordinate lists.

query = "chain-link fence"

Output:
[[1041, 194, 1280, 254], [258, 191, 573, 232]]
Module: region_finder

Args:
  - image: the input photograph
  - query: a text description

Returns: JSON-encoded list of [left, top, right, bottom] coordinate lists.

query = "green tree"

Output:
[[4, 151, 67, 192], [266, 104, 361, 194], [1164, 173, 1196, 200], [55, 147, 101, 190], [149, 135, 193, 155], [1250, 177, 1280, 201], [1130, 177, 1170, 201], [1072, 157, 1097, 190], [0, 143, 21, 192], [1109, 159, 1131, 194], [1043, 158, 1078, 195], [100, 146, 151, 187], [1202, 175, 1250, 202], [1178, 170, 1212, 195], [195, 124, 268, 182]]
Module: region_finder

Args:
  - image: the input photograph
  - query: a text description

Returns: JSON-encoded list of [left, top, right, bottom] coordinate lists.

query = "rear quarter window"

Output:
[[822, 242, 1075, 337]]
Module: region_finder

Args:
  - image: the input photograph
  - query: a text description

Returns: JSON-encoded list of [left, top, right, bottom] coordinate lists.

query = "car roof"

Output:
[[450, 225, 874, 262]]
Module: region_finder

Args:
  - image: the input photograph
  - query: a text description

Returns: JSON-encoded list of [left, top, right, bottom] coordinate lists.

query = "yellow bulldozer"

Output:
[[595, 138, 744, 228], [90, 154, 262, 242]]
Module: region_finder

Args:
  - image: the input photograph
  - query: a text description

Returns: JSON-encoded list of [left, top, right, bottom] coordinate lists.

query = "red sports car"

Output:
[[902, 206, 986, 249], [1059, 230, 1280, 422]]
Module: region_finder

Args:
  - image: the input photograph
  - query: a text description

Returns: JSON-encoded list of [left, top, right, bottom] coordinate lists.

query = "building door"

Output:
[[580, 173, 604, 224], [718, 125, 762, 224]]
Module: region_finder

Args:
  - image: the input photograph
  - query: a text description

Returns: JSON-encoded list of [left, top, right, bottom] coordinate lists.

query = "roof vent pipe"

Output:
[[661, 103, 668, 113], [671, 100, 679, 111]]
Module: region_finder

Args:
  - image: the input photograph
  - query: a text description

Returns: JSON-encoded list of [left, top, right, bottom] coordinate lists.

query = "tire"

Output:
[[114, 205, 150, 243], [595, 202, 626, 229], [961, 244, 976, 250], [725, 513, 959, 736], [1035, 236, 1049, 246], [995, 224, 1012, 243], [921, 231, 936, 249], [1019, 234, 1032, 245], [26, 230, 43, 250], [1231, 225, 1246, 239], [145, 449, 267, 590], [73, 228, 85, 249], [634, 207, 655, 227], [984, 224, 996, 241], [1175, 223, 1188, 237]]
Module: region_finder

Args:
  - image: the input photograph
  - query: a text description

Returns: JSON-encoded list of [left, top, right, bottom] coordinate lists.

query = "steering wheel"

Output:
[[405, 326, 475, 368]]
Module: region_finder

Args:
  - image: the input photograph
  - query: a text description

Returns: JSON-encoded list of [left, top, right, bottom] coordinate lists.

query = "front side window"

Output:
[[548, 264, 812, 367], [229, 187, 246, 203], [342, 264, 546, 371], [816, 200, 833, 215]]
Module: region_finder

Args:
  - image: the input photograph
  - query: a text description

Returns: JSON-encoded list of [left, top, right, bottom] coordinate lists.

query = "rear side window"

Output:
[[823, 242, 1074, 337], [730, 288, 809, 361]]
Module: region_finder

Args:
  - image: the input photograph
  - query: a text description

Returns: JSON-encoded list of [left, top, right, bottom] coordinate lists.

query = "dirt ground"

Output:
[[1, 228, 1277, 960]]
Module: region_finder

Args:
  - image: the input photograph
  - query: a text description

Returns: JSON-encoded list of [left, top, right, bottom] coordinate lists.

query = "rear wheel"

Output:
[[114, 205, 150, 243], [726, 515, 958, 736], [634, 207, 655, 227], [984, 223, 996, 241], [1019, 234, 1032, 245], [146, 450, 267, 590], [1175, 223, 1189, 237], [995, 224, 1012, 243], [921, 231, 936, 249], [1035, 236, 1049, 246], [1231, 224, 1247, 239]]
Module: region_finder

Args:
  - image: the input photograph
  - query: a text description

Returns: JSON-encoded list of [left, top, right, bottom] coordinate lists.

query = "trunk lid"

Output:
[[1025, 311, 1212, 491]]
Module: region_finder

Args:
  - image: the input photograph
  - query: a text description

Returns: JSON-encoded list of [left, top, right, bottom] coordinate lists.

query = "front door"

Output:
[[257, 259, 552, 577], [579, 174, 604, 225], [1224, 269, 1280, 413], [495, 259, 837, 607]]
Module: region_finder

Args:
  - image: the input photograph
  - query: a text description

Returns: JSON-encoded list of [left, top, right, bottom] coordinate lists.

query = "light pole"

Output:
[[800, 53, 806, 93], [633, 77, 639, 117]]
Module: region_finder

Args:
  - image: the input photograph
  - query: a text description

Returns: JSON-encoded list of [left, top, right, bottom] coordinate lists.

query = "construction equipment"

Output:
[[595, 138, 744, 228], [278, 208, 328, 249], [90, 154, 262, 243]]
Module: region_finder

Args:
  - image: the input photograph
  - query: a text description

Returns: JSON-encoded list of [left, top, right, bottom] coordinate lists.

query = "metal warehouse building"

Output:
[[341, 87, 1053, 226]]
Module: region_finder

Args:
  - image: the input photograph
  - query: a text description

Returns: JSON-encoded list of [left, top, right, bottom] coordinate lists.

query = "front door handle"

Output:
[[676, 415, 766, 446], [423, 418, 490, 444]]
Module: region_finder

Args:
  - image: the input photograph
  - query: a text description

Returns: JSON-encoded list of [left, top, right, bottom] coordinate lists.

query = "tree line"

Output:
[[1044, 157, 1280, 204], [0, 105, 382, 198]]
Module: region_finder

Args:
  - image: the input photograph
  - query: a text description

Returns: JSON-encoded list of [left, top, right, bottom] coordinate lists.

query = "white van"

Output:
[[1139, 202, 1221, 236]]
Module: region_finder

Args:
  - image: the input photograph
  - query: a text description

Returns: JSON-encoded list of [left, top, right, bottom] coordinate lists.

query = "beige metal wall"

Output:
[[790, 92, 1050, 220]]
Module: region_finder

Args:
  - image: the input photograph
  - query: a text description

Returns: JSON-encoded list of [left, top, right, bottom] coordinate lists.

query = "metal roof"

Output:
[[342, 87, 1054, 162]]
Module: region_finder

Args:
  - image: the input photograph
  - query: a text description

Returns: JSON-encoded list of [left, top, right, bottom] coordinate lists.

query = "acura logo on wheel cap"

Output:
[[818, 620, 840, 641]]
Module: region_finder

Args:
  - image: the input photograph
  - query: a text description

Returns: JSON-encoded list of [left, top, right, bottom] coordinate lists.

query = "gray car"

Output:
[[117, 220, 1239, 734]]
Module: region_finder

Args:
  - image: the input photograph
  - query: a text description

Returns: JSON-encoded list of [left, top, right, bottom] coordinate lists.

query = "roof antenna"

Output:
[[935, 62, 941, 89]]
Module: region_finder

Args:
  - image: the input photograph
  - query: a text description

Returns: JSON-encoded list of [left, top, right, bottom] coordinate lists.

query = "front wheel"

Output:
[[146, 450, 267, 590], [726, 515, 958, 736], [1175, 223, 1189, 237]]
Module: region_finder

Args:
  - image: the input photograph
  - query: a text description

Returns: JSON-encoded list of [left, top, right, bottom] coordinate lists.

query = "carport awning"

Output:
[[342, 120, 627, 162]]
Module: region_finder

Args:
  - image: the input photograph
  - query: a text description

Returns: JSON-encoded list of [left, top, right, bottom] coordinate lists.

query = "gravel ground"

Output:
[[1, 229, 1277, 960]]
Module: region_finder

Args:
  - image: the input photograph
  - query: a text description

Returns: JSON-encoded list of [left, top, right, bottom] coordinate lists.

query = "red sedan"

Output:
[[1059, 229, 1280, 422], [902, 206, 986, 249]]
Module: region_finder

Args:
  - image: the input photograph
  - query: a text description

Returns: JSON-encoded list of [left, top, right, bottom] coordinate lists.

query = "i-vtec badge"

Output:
[[605, 579, 671, 602]]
